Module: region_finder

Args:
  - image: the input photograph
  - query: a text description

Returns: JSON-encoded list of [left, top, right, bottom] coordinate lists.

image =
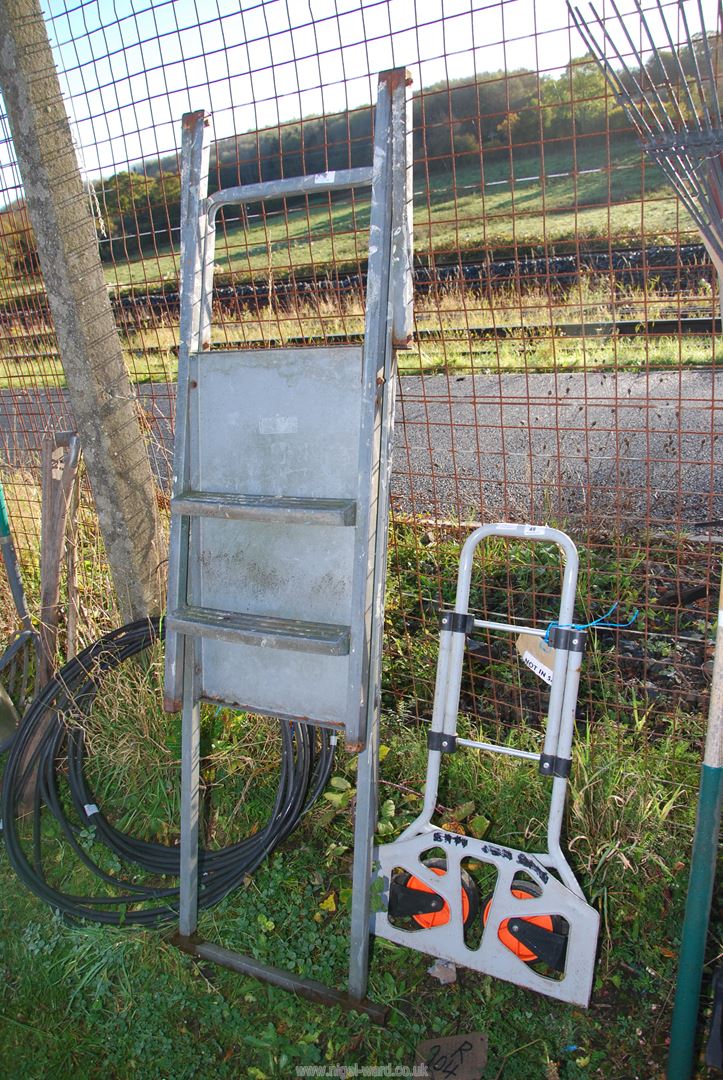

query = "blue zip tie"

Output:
[[543, 601, 639, 644], [214, 704, 246, 718]]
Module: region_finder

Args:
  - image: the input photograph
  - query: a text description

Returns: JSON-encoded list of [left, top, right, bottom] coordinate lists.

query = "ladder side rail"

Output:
[[365, 68, 414, 743], [345, 72, 396, 748], [361, 71, 413, 749], [349, 67, 411, 1002], [179, 637, 202, 936], [207, 167, 373, 212], [197, 195, 218, 367], [348, 69, 395, 998], [164, 110, 211, 711], [189, 233, 214, 631], [390, 70, 414, 348]]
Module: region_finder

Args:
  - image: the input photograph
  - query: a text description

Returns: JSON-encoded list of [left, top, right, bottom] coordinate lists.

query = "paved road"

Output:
[[1, 368, 720, 525], [394, 368, 723, 524]]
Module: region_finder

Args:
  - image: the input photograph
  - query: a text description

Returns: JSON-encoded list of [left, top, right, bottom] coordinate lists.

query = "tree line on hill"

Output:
[[0, 37, 718, 279]]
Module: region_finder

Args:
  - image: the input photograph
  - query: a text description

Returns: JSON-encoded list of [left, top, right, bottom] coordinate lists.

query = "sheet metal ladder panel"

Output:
[[180, 344, 365, 725], [164, 69, 412, 760]]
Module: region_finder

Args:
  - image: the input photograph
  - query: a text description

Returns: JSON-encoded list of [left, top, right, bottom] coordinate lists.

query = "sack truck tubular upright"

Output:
[[372, 524, 600, 1008]]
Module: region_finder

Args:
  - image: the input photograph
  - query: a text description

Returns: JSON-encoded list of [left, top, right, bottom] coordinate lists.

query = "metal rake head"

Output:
[[568, 0, 723, 266]]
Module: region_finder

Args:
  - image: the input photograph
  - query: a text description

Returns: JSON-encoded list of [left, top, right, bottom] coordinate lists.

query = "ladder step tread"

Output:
[[168, 605, 351, 655], [172, 491, 356, 526]]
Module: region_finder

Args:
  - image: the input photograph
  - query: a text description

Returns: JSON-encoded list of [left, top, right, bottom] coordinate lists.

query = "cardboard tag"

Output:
[[516, 632, 554, 685], [415, 1032, 488, 1079]]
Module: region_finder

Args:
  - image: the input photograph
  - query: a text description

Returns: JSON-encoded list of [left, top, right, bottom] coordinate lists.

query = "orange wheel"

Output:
[[482, 879, 566, 965], [393, 859, 479, 929]]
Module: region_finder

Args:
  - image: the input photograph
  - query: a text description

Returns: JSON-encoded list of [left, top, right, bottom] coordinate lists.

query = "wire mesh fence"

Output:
[[0, 0, 720, 785]]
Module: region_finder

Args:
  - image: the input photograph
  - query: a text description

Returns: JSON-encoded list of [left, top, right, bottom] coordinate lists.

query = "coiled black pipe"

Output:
[[1, 618, 334, 925]]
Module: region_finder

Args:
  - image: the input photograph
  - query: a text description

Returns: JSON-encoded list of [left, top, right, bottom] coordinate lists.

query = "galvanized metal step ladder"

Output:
[[372, 523, 600, 1007], [164, 68, 412, 988]]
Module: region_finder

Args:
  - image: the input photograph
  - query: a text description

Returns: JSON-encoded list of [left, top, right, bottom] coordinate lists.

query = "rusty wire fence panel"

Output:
[[0, 0, 720, 806]]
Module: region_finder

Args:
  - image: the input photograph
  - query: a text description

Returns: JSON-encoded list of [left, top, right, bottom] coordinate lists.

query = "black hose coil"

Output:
[[1, 618, 334, 926]]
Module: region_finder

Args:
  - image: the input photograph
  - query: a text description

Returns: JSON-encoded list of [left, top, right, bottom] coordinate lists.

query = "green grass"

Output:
[[0, 139, 715, 390], [0, 519, 719, 1078], [100, 140, 681, 292], [0, 274, 717, 390], [0, 141, 681, 300], [0, 331, 713, 390], [414, 143, 683, 256]]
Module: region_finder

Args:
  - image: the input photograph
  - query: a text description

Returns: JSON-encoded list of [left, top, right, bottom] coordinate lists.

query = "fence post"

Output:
[[0, 0, 166, 621]]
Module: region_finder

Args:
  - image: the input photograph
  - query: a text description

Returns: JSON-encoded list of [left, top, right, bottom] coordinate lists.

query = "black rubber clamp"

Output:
[[539, 753, 572, 779], [428, 731, 457, 754], [388, 878, 445, 919], [547, 626, 587, 653], [506, 918, 568, 972], [439, 610, 475, 635]]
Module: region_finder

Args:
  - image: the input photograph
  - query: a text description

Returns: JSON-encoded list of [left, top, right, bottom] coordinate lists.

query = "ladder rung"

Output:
[[168, 605, 351, 655], [172, 492, 357, 527], [456, 736, 539, 762]]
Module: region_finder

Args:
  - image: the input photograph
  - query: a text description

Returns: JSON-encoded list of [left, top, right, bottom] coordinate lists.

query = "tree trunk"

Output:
[[0, 0, 166, 620]]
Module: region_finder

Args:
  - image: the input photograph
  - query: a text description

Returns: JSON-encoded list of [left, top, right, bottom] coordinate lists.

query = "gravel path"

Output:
[[1, 367, 720, 526]]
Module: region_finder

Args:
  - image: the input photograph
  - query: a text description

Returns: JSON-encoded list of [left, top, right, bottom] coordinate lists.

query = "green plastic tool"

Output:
[[0, 477, 39, 752]]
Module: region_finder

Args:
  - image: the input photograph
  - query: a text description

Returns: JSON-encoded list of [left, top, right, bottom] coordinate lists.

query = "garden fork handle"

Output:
[[0, 479, 33, 632]]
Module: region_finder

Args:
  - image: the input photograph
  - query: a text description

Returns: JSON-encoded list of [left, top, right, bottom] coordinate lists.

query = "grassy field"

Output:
[[102, 140, 684, 292], [0, 139, 716, 390], [1, 139, 680, 306], [0, 514, 718, 1079]]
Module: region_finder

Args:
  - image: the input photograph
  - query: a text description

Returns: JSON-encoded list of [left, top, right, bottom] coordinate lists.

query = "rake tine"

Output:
[[589, 0, 668, 136], [574, 0, 722, 259], [588, 2, 716, 235], [659, 176, 719, 255], [653, 158, 722, 255], [682, 146, 723, 229], [637, 0, 694, 134], [652, 0, 700, 133], [568, 4, 723, 1065], [675, 0, 714, 132], [695, 0, 723, 129], [571, 2, 657, 140], [608, 0, 677, 134], [666, 145, 722, 220]]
